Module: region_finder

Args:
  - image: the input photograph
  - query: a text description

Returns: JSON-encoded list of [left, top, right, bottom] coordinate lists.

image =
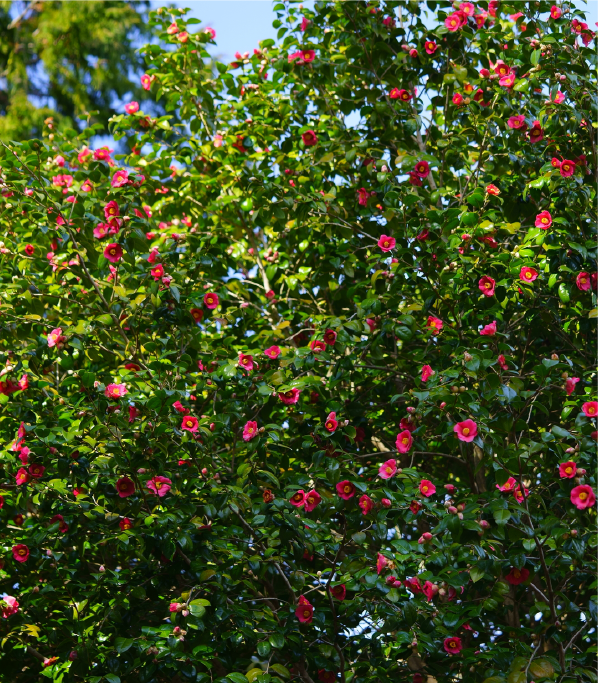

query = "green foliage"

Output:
[[0, 2, 596, 683]]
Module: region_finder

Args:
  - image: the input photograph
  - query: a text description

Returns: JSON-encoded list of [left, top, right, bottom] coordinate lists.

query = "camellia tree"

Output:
[[0, 1, 596, 682]]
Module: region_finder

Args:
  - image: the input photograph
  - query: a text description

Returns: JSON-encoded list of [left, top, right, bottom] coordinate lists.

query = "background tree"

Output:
[[0, 2, 596, 683], [0, 0, 151, 140]]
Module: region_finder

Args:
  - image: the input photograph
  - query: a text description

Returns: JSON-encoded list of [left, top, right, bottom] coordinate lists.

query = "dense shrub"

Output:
[[0, 2, 595, 682]]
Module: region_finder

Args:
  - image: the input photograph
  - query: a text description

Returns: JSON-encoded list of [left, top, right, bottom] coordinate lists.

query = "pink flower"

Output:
[[377, 234, 396, 252], [443, 637, 462, 655], [169, 602, 182, 613], [105, 383, 127, 399], [150, 264, 164, 281], [290, 490, 306, 507], [379, 459, 397, 480], [238, 354, 254, 372], [395, 430, 413, 453], [47, 327, 64, 348], [552, 91, 565, 104], [147, 476, 172, 497], [535, 210, 552, 229], [1, 596, 19, 619], [325, 412, 338, 433], [204, 292, 219, 309], [496, 477, 517, 492], [479, 275, 496, 297], [513, 486, 530, 504], [582, 401, 598, 418], [301, 130, 318, 147], [452, 93, 464, 106], [359, 494, 373, 515], [125, 101, 139, 115], [454, 419, 477, 442], [419, 479, 436, 497], [565, 377, 580, 395], [559, 461, 577, 479], [141, 74, 152, 90], [111, 170, 129, 188], [295, 595, 314, 623], [300, 16, 310, 31], [243, 421, 259, 441], [12, 544, 29, 563], [499, 73, 516, 88], [486, 184, 500, 195], [507, 115, 527, 130], [264, 345, 281, 359], [424, 40, 438, 54], [16, 468, 30, 485], [310, 340, 327, 354], [426, 316, 443, 333], [279, 388, 301, 405], [445, 13, 462, 31], [479, 320, 497, 336], [304, 490, 321, 512], [376, 553, 388, 574], [336, 480, 355, 500], [213, 134, 223, 148], [93, 224, 109, 239], [181, 416, 198, 432], [520, 267, 538, 282], [116, 477, 135, 498], [104, 200, 120, 219], [576, 272, 591, 291], [460, 2, 475, 16], [204, 27, 216, 39], [104, 243, 123, 263], [381, 498, 391, 508], [528, 121, 544, 143], [550, 5, 562, 19], [571, 485, 596, 510]]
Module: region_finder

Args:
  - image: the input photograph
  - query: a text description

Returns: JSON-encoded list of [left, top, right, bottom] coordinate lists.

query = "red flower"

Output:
[[520, 266, 538, 282], [571, 484, 596, 510], [565, 377, 579, 395], [479, 320, 497, 336], [325, 411, 338, 432], [295, 595, 314, 623], [16, 468, 30, 485], [505, 567, 530, 585], [443, 637, 462, 655], [116, 477, 135, 498], [318, 671, 336, 683], [452, 93, 464, 106], [559, 461, 577, 479], [238, 353, 254, 371], [358, 494, 373, 515], [379, 459, 397, 480], [395, 429, 413, 453], [496, 477, 517, 492], [147, 476, 172, 497], [263, 489, 275, 503], [550, 5, 562, 19], [528, 121, 544, 143], [28, 464, 45, 479], [426, 316, 443, 333], [1, 595, 19, 618], [377, 234, 396, 252], [582, 401, 597, 418], [290, 490, 306, 508], [264, 345, 281, 359], [203, 292, 219, 309], [445, 13, 462, 31], [410, 500, 422, 514], [331, 584, 346, 601], [181, 416, 198, 432], [576, 272, 591, 291], [479, 275, 496, 297], [301, 130, 318, 146], [424, 40, 437, 54], [103, 243, 122, 263], [304, 490, 321, 512], [279, 388, 301, 405], [190, 308, 204, 323], [559, 159, 576, 177], [243, 420, 259, 441], [310, 340, 327, 354], [105, 383, 127, 399], [336, 480, 355, 500], [485, 184, 500, 195], [535, 210, 552, 229], [413, 160, 430, 178], [323, 329, 337, 345], [454, 419, 478, 442], [119, 517, 133, 531], [419, 479, 436, 497], [421, 365, 435, 382], [12, 544, 29, 563]]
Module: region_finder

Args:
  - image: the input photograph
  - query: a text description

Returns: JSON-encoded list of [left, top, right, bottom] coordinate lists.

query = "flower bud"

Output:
[[406, 406, 416, 414], [448, 506, 458, 514]]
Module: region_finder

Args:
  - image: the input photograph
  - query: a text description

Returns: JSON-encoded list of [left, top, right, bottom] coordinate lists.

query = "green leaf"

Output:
[[493, 509, 511, 526], [470, 566, 484, 583]]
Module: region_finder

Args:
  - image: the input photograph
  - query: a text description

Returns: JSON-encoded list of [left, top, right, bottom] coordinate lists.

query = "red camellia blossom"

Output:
[[147, 476, 172, 498], [105, 383, 127, 399], [264, 345, 281, 359], [301, 130, 318, 146], [330, 584, 346, 601], [419, 479, 436, 497], [181, 416, 198, 432], [395, 429, 413, 453], [576, 272, 591, 291], [421, 365, 435, 382], [520, 266, 538, 282], [571, 485, 596, 510], [445, 13, 461, 31], [203, 292, 219, 309], [559, 461, 577, 479], [325, 412, 338, 432], [478, 275, 496, 297], [377, 234, 396, 252], [125, 101, 139, 115], [290, 490, 306, 507], [295, 595, 314, 623], [12, 544, 30, 563], [323, 329, 337, 345], [310, 340, 327, 354], [103, 243, 123, 263], [413, 160, 430, 178], [116, 477, 135, 498], [479, 320, 497, 336], [16, 467, 30, 485], [28, 463, 45, 479], [379, 459, 397, 479], [336, 480, 355, 499], [1, 595, 19, 619], [507, 115, 527, 129], [243, 420, 259, 441], [559, 159, 576, 177], [485, 184, 500, 195], [47, 327, 65, 348], [443, 637, 462, 655], [119, 517, 133, 531], [535, 210, 552, 229], [505, 566, 530, 585], [454, 419, 477, 442], [582, 402, 598, 418], [263, 489, 275, 503], [190, 308, 203, 323], [452, 93, 464, 106], [318, 672, 336, 683], [528, 121, 544, 143], [424, 39, 438, 54], [565, 377, 579, 395], [550, 5, 562, 19], [304, 490, 321, 512], [279, 388, 301, 405], [426, 316, 443, 333], [238, 354, 254, 372], [394, 89, 412, 102], [358, 494, 373, 515]]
